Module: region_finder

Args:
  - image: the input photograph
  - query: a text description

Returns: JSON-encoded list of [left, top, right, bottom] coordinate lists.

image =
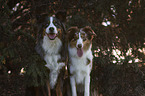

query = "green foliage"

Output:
[[25, 53, 49, 87]]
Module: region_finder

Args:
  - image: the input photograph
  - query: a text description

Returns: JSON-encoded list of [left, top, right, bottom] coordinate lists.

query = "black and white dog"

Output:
[[67, 26, 96, 96], [35, 11, 67, 96]]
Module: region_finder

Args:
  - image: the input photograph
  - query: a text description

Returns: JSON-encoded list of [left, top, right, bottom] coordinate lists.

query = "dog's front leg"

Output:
[[84, 75, 90, 96], [70, 76, 77, 96], [46, 80, 51, 96]]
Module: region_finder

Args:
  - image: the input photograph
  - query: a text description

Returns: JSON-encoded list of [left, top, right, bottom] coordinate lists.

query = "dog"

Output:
[[67, 26, 96, 96], [35, 11, 67, 96]]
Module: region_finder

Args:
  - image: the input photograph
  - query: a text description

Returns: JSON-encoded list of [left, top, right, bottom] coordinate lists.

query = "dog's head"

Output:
[[67, 26, 96, 57], [45, 16, 62, 40], [38, 11, 66, 40]]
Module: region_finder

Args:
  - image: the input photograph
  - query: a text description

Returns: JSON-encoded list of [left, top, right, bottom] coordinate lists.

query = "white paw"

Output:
[[58, 62, 65, 68], [45, 64, 50, 68]]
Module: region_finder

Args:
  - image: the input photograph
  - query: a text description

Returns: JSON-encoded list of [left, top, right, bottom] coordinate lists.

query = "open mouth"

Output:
[[47, 33, 57, 40], [77, 48, 83, 57]]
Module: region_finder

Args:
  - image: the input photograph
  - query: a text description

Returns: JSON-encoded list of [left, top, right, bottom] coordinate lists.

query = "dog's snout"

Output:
[[77, 44, 82, 48], [49, 27, 54, 32]]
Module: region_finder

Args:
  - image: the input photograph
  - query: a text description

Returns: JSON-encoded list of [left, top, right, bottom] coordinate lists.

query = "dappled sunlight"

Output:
[[102, 21, 111, 26], [20, 68, 26, 75], [8, 70, 11, 74], [94, 47, 144, 65], [138, 48, 145, 54], [0, 0, 144, 96]]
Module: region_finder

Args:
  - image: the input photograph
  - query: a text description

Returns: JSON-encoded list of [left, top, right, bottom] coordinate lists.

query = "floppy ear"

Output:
[[55, 10, 67, 23], [67, 27, 78, 41], [67, 27, 78, 33], [83, 26, 96, 40]]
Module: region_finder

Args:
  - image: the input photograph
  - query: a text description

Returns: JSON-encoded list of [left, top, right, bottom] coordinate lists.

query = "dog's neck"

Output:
[[42, 35, 62, 55]]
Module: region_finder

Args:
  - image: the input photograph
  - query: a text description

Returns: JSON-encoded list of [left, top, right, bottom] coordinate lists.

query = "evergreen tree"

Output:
[[0, 0, 145, 96]]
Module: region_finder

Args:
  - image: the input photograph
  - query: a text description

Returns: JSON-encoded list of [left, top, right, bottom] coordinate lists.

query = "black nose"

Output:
[[77, 44, 82, 48], [49, 27, 54, 32]]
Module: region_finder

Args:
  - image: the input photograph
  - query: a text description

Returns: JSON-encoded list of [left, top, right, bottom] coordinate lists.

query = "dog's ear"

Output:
[[55, 10, 67, 23], [83, 26, 96, 40], [67, 27, 78, 33], [67, 27, 78, 41]]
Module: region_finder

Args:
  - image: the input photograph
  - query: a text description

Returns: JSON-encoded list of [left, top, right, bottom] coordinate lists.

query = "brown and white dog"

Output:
[[35, 11, 67, 96], [67, 26, 96, 96]]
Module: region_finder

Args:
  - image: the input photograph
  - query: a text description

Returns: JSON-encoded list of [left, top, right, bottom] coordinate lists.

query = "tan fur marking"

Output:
[[43, 29, 46, 37], [83, 39, 91, 52], [70, 40, 77, 48], [57, 28, 62, 39], [87, 58, 91, 65]]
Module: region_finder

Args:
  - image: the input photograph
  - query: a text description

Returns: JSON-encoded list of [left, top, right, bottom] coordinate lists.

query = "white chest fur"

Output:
[[68, 45, 93, 84], [69, 45, 93, 96], [42, 35, 64, 89], [42, 35, 62, 55]]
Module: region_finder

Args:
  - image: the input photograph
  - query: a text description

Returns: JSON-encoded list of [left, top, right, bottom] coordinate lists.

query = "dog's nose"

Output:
[[49, 27, 54, 32], [77, 44, 82, 48]]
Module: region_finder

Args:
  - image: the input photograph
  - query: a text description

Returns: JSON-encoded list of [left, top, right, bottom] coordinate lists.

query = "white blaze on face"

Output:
[[45, 17, 58, 40], [76, 32, 84, 57], [76, 32, 83, 48], [46, 17, 58, 34]]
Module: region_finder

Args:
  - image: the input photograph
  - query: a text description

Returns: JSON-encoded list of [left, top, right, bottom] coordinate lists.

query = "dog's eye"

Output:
[[53, 21, 59, 26], [72, 37, 77, 42], [58, 28, 61, 33], [83, 38, 87, 41], [81, 35, 87, 41], [46, 21, 50, 26], [44, 23, 49, 28]]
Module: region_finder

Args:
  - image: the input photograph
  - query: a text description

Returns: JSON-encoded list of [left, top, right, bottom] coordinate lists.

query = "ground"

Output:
[[0, 74, 25, 96]]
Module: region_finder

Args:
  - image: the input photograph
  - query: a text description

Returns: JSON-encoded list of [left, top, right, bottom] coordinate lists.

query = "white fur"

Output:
[[68, 44, 93, 96], [76, 33, 83, 48], [46, 17, 58, 34], [42, 35, 65, 89]]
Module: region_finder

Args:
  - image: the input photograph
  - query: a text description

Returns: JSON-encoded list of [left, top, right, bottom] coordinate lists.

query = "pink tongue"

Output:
[[77, 48, 83, 57], [48, 34, 56, 39]]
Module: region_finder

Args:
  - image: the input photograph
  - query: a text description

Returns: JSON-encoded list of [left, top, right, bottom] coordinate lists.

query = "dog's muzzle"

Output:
[[77, 44, 83, 57], [47, 27, 57, 40]]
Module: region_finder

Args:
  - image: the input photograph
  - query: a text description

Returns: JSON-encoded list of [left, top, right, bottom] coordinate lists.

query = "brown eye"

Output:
[[81, 35, 87, 41], [72, 37, 77, 42], [83, 37, 87, 41], [72, 38, 76, 41], [83, 38, 86, 41], [53, 20, 58, 26], [58, 28, 61, 33]]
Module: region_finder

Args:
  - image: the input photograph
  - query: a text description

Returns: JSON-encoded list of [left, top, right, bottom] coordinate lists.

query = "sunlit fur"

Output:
[[67, 26, 96, 96]]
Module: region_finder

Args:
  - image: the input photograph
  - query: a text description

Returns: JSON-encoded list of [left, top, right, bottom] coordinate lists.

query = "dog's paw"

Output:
[[58, 62, 65, 68], [45, 64, 50, 69]]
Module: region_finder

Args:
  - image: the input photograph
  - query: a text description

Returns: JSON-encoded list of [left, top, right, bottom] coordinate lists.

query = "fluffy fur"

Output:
[[43, 35, 65, 88], [67, 26, 96, 96], [35, 11, 66, 96]]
